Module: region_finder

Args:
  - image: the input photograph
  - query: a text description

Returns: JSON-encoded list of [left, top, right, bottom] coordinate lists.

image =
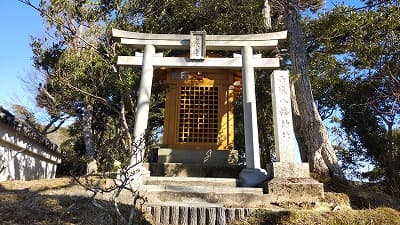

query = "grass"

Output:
[[0, 178, 399, 225], [0, 178, 151, 225], [238, 208, 400, 225], [237, 178, 400, 225], [324, 179, 400, 210]]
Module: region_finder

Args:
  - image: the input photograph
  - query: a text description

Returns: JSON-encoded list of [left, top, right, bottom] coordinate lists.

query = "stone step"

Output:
[[140, 184, 263, 194], [143, 162, 243, 178], [136, 184, 267, 208], [143, 176, 238, 187], [145, 201, 255, 225]]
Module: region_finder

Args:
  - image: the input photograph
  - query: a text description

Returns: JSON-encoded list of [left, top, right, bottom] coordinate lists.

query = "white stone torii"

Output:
[[112, 29, 296, 186]]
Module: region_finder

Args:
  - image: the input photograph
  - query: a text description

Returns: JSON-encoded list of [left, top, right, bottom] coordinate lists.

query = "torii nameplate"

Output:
[[190, 31, 206, 60]]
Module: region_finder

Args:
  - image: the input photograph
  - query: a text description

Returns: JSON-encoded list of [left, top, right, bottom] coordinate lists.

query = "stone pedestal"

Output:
[[267, 162, 310, 179], [266, 162, 324, 201]]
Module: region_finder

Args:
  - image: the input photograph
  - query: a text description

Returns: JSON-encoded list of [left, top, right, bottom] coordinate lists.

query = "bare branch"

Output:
[[38, 85, 57, 106], [18, 0, 103, 56], [64, 82, 120, 114], [42, 114, 71, 134]]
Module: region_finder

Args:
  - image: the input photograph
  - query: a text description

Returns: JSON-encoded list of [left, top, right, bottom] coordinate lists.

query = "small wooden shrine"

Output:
[[157, 65, 242, 151]]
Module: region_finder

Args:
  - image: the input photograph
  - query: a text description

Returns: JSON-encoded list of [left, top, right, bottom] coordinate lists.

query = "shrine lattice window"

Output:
[[178, 86, 219, 143]]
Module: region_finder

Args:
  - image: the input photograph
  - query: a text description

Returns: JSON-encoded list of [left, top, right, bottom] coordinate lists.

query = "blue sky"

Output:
[[0, 0, 42, 112]]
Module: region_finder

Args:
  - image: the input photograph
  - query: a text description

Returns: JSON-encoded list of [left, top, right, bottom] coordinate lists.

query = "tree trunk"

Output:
[[286, 0, 344, 181], [263, 0, 272, 30], [384, 124, 400, 194], [82, 103, 97, 174], [82, 104, 94, 157]]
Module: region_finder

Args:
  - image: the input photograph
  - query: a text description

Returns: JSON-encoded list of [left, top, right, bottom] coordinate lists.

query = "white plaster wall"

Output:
[[0, 123, 60, 181]]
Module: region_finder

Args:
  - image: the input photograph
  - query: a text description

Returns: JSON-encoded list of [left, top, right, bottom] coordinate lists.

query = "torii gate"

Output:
[[113, 29, 297, 186]]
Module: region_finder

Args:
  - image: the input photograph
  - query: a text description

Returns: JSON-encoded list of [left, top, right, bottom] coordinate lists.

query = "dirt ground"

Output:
[[1, 178, 399, 225]]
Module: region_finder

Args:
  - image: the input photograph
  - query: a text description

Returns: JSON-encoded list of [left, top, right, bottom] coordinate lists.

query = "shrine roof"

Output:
[[0, 106, 59, 153]]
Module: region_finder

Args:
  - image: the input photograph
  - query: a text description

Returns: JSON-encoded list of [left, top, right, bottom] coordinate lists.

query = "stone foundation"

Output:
[[266, 162, 324, 202], [267, 162, 310, 179], [143, 162, 243, 178], [154, 148, 238, 165]]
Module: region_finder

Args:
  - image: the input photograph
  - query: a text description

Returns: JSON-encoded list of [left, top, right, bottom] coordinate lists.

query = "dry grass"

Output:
[[0, 178, 151, 225], [1, 178, 399, 225], [0, 177, 75, 192], [324, 179, 400, 210], [239, 208, 400, 225], [238, 180, 400, 225]]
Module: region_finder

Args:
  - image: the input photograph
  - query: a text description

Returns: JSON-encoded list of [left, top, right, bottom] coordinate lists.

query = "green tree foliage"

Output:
[[143, 0, 266, 34], [306, 3, 400, 194], [20, 0, 167, 171]]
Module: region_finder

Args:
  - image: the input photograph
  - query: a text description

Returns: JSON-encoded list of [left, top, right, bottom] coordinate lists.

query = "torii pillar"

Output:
[[238, 45, 268, 186], [130, 44, 155, 182]]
